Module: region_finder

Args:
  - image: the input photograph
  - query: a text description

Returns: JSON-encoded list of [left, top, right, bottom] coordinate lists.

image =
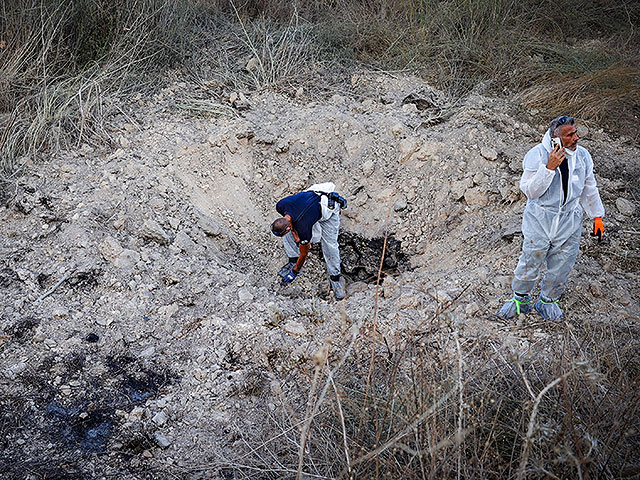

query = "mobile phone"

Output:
[[551, 137, 562, 150]]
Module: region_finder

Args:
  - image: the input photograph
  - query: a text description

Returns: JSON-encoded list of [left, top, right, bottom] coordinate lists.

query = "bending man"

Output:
[[271, 183, 347, 300], [498, 115, 605, 321]]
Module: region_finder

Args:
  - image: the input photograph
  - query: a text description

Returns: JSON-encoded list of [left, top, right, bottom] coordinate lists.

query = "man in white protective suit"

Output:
[[271, 182, 347, 300], [497, 115, 605, 322]]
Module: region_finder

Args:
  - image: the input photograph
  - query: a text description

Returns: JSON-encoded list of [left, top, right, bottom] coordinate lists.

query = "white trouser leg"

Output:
[[540, 228, 581, 301], [282, 232, 299, 258], [319, 210, 341, 277], [511, 235, 549, 295]]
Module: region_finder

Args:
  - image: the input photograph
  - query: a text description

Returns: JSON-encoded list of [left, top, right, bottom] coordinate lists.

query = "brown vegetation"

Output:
[[2, 0, 639, 175]]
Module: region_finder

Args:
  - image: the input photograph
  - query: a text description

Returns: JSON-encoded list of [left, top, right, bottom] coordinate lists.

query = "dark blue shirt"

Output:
[[276, 192, 321, 243]]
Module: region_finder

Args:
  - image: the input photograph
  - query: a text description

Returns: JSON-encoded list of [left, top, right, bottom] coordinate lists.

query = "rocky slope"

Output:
[[1, 72, 638, 479]]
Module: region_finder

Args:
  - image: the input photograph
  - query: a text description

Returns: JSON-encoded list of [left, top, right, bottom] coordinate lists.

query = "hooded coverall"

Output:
[[511, 130, 604, 301]]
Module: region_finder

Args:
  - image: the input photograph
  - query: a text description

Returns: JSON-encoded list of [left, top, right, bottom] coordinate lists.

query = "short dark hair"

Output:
[[549, 115, 575, 137], [271, 217, 289, 235]]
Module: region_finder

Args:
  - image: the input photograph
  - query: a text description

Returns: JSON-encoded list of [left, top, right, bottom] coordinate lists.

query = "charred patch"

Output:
[[0, 268, 19, 288], [120, 433, 155, 455], [338, 231, 409, 283], [107, 355, 173, 404], [46, 401, 115, 453], [0, 352, 176, 479], [69, 268, 102, 291], [5, 316, 40, 342], [63, 351, 86, 372], [36, 272, 50, 288]]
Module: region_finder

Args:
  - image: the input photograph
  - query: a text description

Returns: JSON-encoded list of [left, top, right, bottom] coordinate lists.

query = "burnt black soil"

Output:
[[338, 231, 409, 283], [0, 351, 175, 479]]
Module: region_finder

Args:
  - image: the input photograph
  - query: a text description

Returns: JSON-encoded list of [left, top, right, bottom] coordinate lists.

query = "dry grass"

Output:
[[0, 0, 193, 176], [212, 314, 640, 479], [2, 0, 638, 176], [519, 65, 640, 138]]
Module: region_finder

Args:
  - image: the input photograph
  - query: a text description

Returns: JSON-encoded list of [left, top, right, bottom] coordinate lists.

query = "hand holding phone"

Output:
[[547, 137, 565, 170]]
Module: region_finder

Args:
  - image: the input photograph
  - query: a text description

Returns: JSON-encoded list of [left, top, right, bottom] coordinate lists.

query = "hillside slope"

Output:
[[1, 72, 639, 479]]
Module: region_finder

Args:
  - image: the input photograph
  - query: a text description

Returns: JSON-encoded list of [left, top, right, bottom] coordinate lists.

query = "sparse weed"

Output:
[[2, 0, 638, 177], [217, 316, 640, 479], [0, 0, 194, 176]]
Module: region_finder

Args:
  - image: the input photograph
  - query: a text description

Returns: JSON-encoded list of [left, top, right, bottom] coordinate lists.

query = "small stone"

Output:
[[480, 147, 498, 161], [52, 307, 69, 318], [197, 213, 223, 237], [140, 220, 171, 245], [398, 294, 420, 309], [415, 142, 441, 161], [139, 346, 155, 358], [402, 103, 418, 114], [114, 249, 141, 270], [153, 432, 171, 449], [399, 138, 418, 163], [393, 199, 408, 212], [391, 123, 404, 136], [473, 172, 488, 185], [6, 362, 27, 377], [98, 236, 124, 262], [362, 160, 375, 177], [168, 217, 180, 230], [152, 411, 168, 426], [245, 57, 259, 71], [464, 187, 489, 206], [381, 94, 395, 105], [282, 321, 307, 336], [616, 198, 635, 216], [128, 406, 145, 421], [238, 288, 253, 303], [465, 302, 480, 316], [451, 178, 473, 201], [158, 303, 179, 320], [589, 281, 602, 297], [354, 191, 368, 207], [173, 231, 196, 253]]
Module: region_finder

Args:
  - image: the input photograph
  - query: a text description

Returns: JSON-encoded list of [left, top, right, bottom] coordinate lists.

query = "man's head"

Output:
[[271, 217, 291, 237], [549, 115, 579, 150]]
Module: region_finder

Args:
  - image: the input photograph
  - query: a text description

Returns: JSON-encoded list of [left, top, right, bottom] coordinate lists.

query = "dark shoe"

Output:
[[278, 262, 296, 278], [330, 277, 346, 300]]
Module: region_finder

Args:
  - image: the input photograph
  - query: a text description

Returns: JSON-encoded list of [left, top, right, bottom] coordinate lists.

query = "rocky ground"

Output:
[[1, 71, 638, 479]]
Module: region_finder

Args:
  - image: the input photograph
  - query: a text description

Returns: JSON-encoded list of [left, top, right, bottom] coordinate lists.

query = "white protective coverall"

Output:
[[512, 130, 604, 301]]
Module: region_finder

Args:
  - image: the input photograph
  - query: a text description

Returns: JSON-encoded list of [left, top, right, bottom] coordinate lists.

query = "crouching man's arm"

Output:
[[294, 242, 310, 274]]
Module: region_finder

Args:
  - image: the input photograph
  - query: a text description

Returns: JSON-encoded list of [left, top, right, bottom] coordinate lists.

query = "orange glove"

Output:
[[592, 217, 604, 240]]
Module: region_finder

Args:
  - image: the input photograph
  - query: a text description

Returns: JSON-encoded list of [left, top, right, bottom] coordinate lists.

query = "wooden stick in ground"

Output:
[[357, 197, 393, 439], [33, 267, 76, 304]]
